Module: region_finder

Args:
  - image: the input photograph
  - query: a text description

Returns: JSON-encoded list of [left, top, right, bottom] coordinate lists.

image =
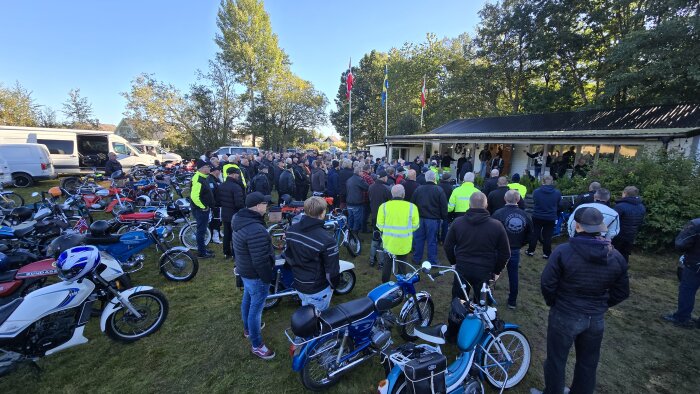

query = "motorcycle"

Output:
[[262, 256, 357, 310], [0, 253, 56, 306], [284, 255, 433, 391], [0, 245, 168, 376], [377, 263, 531, 394], [74, 171, 135, 215]]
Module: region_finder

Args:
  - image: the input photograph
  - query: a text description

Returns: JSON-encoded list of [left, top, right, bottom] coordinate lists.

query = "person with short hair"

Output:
[[368, 169, 392, 268], [376, 185, 420, 275], [105, 152, 123, 176], [326, 160, 340, 205], [482, 168, 500, 196], [337, 159, 354, 208], [345, 166, 369, 234], [284, 197, 340, 312], [251, 165, 271, 195], [448, 172, 480, 215], [278, 162, 296, 200], [526, 176, 562, 259], [310, 160, 327, 194], [216, 166, 246, 258], [411, 170, 447, 264], [190, 160, 215, 259], [567, 188, 619, 240], [574, 182, 601, 209], [208, 165, 223, 244], [612, 186, 646, 262], [487, 176, 511, 214], [662, 217, 700, 328], [401, 169, 420, 201]]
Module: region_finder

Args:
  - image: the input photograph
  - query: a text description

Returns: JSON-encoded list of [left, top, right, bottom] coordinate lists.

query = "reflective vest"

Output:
[[376, 199, 420, 256], [448, 182, 479, 213], [429, 166, 439, 178], [222, 163, 247, 189], [508, 182, 527, 198]]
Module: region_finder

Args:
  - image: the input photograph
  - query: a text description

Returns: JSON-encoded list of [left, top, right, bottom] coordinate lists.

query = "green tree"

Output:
[[62, 88, 98, 129], [0, 82, 38, 126]]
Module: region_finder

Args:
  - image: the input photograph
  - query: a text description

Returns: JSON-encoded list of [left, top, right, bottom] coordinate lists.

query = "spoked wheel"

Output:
[[112, 202, 134, 215], [300, 335, 353, 391], [263, 283, 283, 310], [105, 289, 169, 343], [399, 297, 434, 341], [149, 188, 170, 204], [179, 224, 210, 250], [481, 329, 531, 389], [345, 231, 361, 257], [267, 223, 286, 251], [0, 192, 24, 210], [60, 177, 81, 195], [159, 249, 199, 281], [333, 270, 356, 295]]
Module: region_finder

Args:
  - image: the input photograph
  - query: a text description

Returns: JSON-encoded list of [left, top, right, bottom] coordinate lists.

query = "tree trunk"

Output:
[[249, 86, 256, 147]]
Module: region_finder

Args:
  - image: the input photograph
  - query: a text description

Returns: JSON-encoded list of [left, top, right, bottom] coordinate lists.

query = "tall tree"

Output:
[[62, 88, 98, 129], [0, 82, 38, 126], [215, 0, 286, 146]]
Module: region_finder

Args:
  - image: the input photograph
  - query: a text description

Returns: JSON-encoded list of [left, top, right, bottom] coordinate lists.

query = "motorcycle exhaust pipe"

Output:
[[327, 350, 377, 378], [265, 290, 299, 300]]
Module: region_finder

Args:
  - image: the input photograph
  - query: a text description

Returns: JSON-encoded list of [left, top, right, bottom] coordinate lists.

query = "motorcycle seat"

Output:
[[0, 298, 23, 325], [119, 212, 156, 221], [12, 224, 35, 238], [320, 297, 375, 330], [414, 324, 447, 345], [84, 235, 121, 245], [0, 269, 17, 282]]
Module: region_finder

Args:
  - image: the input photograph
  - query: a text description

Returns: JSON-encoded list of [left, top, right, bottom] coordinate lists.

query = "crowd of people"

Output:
[[184, 147, 698, 394]]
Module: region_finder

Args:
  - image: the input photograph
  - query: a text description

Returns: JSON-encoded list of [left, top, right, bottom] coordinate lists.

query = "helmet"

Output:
[[47, 233, 85, 259], [280, 194, 293, 206], [56, 245, 100, 282], [89, 220, 111, 236], [0, 252, 8, 272], [48, 186, 62, 198]]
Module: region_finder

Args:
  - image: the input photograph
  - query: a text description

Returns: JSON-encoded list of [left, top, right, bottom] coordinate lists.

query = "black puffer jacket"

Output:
[[251, 173, 271, 195], [232, 208, 274, 284], [676, 218, 700, 266], [337, 168, 354, 196], [541, 235, 629, 316], [284, 216, 340, 294], [216, 178, 245, 222], [345, 174, 368, 205], [278, 169, 296, 197], [613, 196, 646, 242], [412, 183, 447, 220]]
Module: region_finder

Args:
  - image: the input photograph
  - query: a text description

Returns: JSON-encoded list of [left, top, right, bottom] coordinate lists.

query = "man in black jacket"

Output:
[[104, 152, 123, 176], [487, 177, 510, 214], [444, 192, 510, 300], [273, 160, 284, 195], [535, 207, 629, 394], [368, 170, 392, 267], [345, 166, 369, 234], [278, 163, 296, 200], [412, 170, 447, 264], [438, 173, 454, 244], [611, 186, 646, 262], [663, 217, 700, 328], [482, 169, 500, 196], [493, 190, 532, 309], [401, 169, 420, 201], [216, 167, 245, 259], [284, 197, 340, 311], [233, 192, 275, 360], [337, 159, 354, 207], [251, 165, 271, 195], [574, 181, 601, 209]]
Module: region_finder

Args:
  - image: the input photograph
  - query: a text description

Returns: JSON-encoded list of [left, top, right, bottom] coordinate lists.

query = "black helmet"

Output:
[[290, 305, 320, 338], [280, 194, 293, 206], [11, 206, 33, 222], [47, 233, 85, 259], [89, 220, 111, 236]]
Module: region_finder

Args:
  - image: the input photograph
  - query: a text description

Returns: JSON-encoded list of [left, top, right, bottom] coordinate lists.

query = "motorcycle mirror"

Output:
[[31, 192, 39, 197], [111, 170, 123, 179], [421, 261, 432, 272]]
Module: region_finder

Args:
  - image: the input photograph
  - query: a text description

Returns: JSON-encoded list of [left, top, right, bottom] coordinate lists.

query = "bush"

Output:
[[554, 149, 700, 251]]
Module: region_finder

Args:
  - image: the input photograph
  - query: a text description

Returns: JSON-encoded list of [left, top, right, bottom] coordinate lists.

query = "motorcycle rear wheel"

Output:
[[263, 283, 283, 310], [105, 289, 169, 343], [179, 224, 211, 250], [159, 249, 198, 281], [333, 270, 356, 295], [300, 335, 353, 391]]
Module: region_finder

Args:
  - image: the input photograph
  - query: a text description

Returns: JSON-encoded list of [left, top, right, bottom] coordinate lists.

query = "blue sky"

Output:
[[1, 0, 487, 135]]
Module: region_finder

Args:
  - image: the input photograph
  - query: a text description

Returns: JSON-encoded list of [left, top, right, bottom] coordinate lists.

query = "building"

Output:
[[383, 104, 700, 178]]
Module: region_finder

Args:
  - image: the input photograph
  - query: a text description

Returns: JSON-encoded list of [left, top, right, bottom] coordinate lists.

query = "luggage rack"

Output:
[[283, 320, 348, 347]]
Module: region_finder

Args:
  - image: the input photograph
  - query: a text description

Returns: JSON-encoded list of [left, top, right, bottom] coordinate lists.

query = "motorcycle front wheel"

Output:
[[345, 231, 361, 257], [399, 297, 434, 341], [60, 177, 81, 195], [179, 224, 211, 250], [333, 270, 356, 295], [481, 328, 531, 389], [263, 283, 283, 310], [159, 249, 199, 281], [300, 335, 353, 391], [105, 289, 169, 343]]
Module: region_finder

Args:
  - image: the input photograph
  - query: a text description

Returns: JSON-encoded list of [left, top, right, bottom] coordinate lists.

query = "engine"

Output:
[[370, 324, 392, 350], [26, 308, 79, 356]]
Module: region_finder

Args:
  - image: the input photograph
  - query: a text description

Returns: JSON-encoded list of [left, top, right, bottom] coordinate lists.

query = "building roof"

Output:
[[387, 104, 700, 141]]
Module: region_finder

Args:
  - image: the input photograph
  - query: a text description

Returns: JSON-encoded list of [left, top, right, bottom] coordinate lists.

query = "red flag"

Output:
[[346, 58, 354, 100], [420, 76, 426, 107]]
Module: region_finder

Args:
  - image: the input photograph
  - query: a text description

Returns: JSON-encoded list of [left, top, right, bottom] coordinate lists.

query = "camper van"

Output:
[[0, 126, 156, 175]]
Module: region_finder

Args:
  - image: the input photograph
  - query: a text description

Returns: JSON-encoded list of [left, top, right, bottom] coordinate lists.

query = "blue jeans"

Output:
[[299, 286, 333, 312], [347, 205, 364, 232], [543, 308, 605, 394], [241, 277, 269, 348], [479, 162, 487, 178], [439, 219, 449, 243], [413, 218, 439, 264], [674, 265, 700, 322], [193, 208, 210, 254], [507, 248, 520, 306]]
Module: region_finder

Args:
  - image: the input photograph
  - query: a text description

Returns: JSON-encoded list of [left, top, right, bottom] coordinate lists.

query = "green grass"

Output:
[[1, 179, 700, 393]]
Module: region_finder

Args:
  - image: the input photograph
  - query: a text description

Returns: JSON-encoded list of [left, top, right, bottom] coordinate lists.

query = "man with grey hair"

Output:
[[487, 176, 511, 214], [575, 181, 601, 209], [411, 170, 448, 264], [448, 171, 479, 215], [377, 184, 419, 276], [482, 168, 500, 196], [401, 169, 420, 201], [493, 189, 532, 309], [568, 188, 619, 239], [445, 191, 510, 301]]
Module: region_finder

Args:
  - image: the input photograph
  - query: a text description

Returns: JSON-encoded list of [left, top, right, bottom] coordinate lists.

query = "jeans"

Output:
[[507, 248, 520, 306], [299, 286, 333, 312], [439, 218, 450, 243], [543, 308, 605, 394], [413, 218, 439, 264], [347, 205, 364, 232], [209, 207, 221, 233], [611, 238, 633, 263], [479, 162, 487, 178], [192, 208, 210, 254], [241, 277, 269, 348], [361, 203, 370, 232], [673, 265, 700, 322], [222, 220, 233, 256], [534, 166, 542, 178], [369, 238, 384, 266], [528, 217, 556, 256]]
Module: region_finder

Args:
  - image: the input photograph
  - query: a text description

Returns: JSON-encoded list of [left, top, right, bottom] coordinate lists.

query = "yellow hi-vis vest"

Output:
[[376, 199, 419, 256], [448, 182, 479, 213], [222, 163, 247, 189], [508, 182, 527, 198]]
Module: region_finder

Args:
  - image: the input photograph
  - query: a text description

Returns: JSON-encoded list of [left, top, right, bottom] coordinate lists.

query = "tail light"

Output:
[[41, 163, 48, 170], [377, 379, 388, 394], [289, 344, 297, 357]]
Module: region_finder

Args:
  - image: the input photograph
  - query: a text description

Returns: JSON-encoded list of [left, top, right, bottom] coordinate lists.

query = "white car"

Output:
[[0, 143, 56, 187], [133, 143, 182, 163]]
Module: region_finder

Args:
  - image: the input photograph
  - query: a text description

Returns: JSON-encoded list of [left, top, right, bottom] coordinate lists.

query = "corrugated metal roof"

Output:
[[389, 127, 699, 141]]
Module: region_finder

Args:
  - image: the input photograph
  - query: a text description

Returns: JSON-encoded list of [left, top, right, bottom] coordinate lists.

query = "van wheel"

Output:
[[12, 173, 33, 188]]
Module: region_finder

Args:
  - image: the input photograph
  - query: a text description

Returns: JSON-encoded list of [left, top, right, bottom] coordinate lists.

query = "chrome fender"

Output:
[[166, 246, 190, 253], [339, 260, 354, 273], [100, 286, 154, 332], [399, 291, 431, 320]]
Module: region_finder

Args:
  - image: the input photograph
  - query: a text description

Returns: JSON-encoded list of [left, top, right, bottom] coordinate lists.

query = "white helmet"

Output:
[[56, 245, 101, 282]]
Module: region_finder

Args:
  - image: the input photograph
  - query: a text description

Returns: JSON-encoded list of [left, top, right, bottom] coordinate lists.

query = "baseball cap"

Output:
[[226, 166, 241, 176], [195, 159, 210, 170], [574, 207, 607, 233], [245, 192, 272, 208]]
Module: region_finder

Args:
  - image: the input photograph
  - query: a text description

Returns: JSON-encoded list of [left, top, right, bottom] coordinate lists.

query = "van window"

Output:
[[37, 139, 74, 155], [217, 148, 230, 156], [113, 142, 131, 155]]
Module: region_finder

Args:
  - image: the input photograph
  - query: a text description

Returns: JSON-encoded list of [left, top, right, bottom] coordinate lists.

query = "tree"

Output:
[[0, 82, 38, 126], [62, 88, 98, 129], [215, 0, 286, 146], [37, 107, 59, 128]]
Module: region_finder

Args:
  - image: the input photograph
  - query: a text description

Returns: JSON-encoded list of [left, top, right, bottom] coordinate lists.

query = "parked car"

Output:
[[0, 143, 57, 187], [132, 143, 182, 163], [0, 157, 13, 186], [216, 146, 260, 157]]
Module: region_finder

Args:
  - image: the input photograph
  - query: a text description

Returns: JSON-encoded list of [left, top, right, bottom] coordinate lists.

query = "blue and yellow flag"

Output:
[[381, 65, 388, 107]]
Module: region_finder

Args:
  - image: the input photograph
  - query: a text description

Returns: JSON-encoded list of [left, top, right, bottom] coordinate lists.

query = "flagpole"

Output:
[[420, 75, 425, 129], [348, 89, 352, 154]]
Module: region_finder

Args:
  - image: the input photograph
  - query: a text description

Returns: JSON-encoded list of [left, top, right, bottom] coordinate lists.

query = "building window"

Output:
[[619, 145, 640, 158], [599, 145, 616, 161]]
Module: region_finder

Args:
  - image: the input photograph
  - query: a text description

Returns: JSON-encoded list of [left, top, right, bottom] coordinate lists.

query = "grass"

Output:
[[1, 179, 700, 393]]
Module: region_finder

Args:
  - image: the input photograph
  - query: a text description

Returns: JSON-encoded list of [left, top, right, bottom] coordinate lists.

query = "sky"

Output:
[[0, 0, 488, 136]]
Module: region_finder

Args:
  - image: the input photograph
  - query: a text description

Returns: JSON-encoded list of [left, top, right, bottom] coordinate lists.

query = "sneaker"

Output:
[[369, 259, 375, 267], [507, 303, 517, 310], [251, 344, 275, 360], [525, 251, 535, 257], [662, 314, 695, 329], [542, 254, 549, 259], [243, 322, 266, 338], [531, 388, 570, 394], [198, 252, 214, 259]]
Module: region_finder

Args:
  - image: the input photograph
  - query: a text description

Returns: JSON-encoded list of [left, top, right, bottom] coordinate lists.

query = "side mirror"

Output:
[[421, 261, 432, 273], [111, 170, 123, 179], [31, 192, 40, 197]]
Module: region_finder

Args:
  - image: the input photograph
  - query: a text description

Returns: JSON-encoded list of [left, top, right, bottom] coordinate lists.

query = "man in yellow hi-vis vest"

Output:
[[376, 184, 420, 276], [448, 172, 479, 215], [508, 173, 527, 199], [223, 156, 247, 190]]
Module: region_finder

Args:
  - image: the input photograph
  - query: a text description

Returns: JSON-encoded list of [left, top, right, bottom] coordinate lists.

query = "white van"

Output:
[[0, 126, 156, 175], [0, 157, 13, 186], [132, 143, 183, 163], [0, 143, 56, 187]]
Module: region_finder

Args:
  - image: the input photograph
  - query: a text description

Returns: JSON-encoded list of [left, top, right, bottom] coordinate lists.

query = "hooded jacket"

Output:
[[444, 208, 511, 279], [284, 216, 340, 294], [492, 205, 532, 249], [532, 184, 562, 221], [676, 218, 700, 266], [232, 208, 274, 284], [412, 183, 448, 220], [613, 196, 646, 242], [541, 235, 629, 316]]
